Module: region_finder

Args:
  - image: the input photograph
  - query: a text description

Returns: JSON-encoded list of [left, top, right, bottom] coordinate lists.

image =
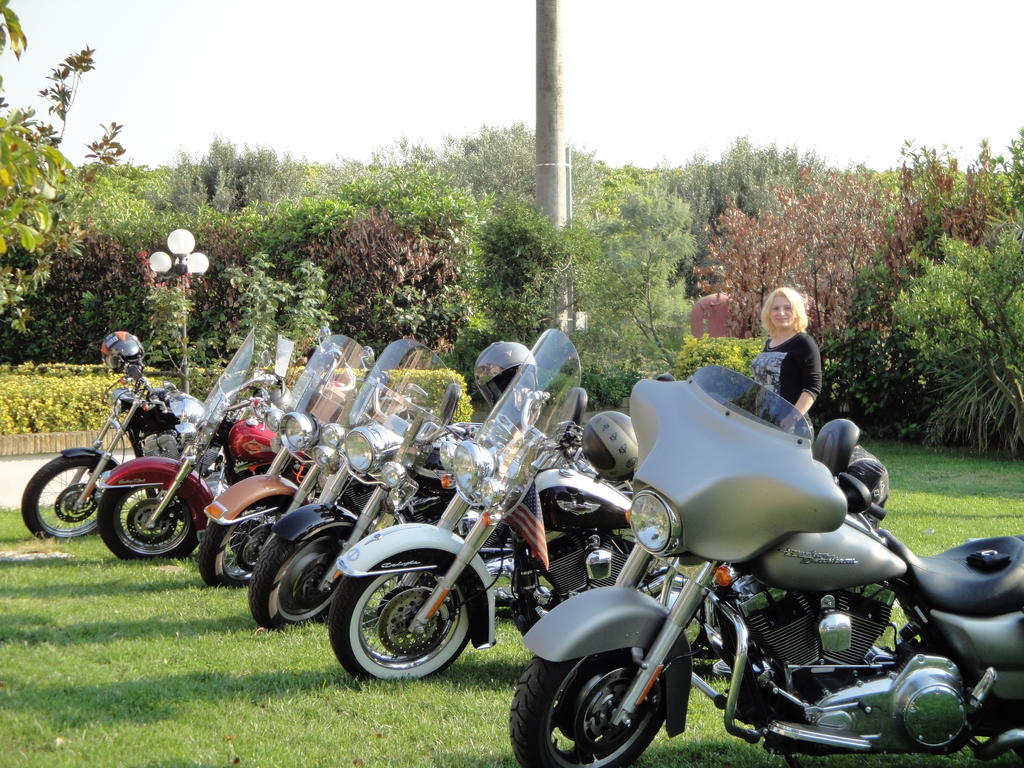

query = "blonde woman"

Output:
[[751, 287, 821, 417]]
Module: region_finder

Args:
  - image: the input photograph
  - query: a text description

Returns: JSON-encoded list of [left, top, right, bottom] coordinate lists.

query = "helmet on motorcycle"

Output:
[[100, 331, 144, 372], [581, 411, 639, 481], [474, 341, 534, 407]]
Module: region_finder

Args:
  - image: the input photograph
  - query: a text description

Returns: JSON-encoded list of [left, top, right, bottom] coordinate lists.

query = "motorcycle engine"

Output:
[[733, 579, 968, 752], [141, 431, 182, 460], [544, 532, 630, 597]]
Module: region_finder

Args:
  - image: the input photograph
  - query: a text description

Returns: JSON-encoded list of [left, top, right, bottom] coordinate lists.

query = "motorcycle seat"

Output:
[[884, 534, 1024, 616]]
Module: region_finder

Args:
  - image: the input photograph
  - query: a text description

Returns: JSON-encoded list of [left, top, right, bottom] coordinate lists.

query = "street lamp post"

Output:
[[148, 228, 209, 394]]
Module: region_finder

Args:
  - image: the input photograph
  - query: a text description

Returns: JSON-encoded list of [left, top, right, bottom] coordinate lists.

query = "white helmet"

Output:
[[582, 411, 639, 481]]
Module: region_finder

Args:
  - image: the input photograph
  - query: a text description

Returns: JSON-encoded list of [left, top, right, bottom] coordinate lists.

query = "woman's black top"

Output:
[[751, 332, 822, 407]]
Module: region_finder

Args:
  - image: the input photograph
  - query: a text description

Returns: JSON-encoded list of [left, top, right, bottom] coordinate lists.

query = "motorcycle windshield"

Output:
[[691, 365, 813, 441], [348, 339, 453, 436], [291, 335, 366, 423], [197, 331, 293, 443], [476, 328, 581, 511]]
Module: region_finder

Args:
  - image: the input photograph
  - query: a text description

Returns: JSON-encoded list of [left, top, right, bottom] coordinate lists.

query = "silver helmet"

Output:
[[474, 341, 534, 407]]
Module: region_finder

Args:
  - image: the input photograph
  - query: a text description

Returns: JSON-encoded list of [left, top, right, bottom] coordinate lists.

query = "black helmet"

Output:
[[100, 331, 144, 372], [474, 341, 534, 407], [582, 411, 639, 481]]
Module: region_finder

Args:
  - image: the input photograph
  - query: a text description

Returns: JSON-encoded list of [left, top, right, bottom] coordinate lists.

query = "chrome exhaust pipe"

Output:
[[974, 728, 1024, 760]]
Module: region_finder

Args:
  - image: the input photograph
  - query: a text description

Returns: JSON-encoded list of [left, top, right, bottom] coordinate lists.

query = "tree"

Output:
[[373, 123, 607, 215], [897, 228, 1024, 453], [168, 138, 307, 213], [0, 1, 122, 330], [665, 137, 827, 295], [579, 180, 694, 369]]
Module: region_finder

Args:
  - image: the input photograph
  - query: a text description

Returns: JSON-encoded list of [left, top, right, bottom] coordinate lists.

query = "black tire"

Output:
[[21, 454, 105, 538], [327, 556, 471, 680], [510, 652, 665, 768], [248, 531, 348, 628], [96, 485, 197, 560], [196, 498, 285, 588]]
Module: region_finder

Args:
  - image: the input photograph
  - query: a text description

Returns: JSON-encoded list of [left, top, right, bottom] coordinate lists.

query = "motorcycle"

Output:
[[509, 364, 1024, 767], [196, 333, 370, 587], [20, 363, 191, 539], [95, 330, 293, 560], [247, 338, 464, 628], [326, 329, 643, 680]]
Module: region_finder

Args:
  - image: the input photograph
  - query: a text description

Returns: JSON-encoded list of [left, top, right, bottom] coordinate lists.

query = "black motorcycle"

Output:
[[21, 347, 194, 539]]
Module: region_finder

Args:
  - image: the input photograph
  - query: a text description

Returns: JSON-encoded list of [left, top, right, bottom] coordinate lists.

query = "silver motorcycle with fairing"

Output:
[[510, 365, 1024, 768]]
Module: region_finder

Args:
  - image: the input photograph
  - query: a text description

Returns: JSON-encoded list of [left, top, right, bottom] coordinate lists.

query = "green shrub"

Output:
[[672, 336, 763, 380], [581, 365, 642, 410]]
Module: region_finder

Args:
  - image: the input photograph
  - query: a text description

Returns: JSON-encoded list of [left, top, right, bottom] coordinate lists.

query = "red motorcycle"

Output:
[[96, 331, 292, 560]]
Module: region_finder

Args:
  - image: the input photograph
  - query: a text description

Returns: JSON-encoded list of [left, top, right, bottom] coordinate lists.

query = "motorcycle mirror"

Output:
[[360, 347, 375, 370], [439, 380, 462, 426], [274, 337, 295, 379], [125, 362, 144, 382], [565, 386, 588, 425], [837, 471, 872, 515]]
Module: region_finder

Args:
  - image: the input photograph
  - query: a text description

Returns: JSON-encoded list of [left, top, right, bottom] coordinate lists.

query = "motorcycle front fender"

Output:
[[204, 474, 297, 525], [60, 447, 117, 465], [524, 586, 692, 737], [99, 456, 214, 530], [339, 523, 496, 649], [272, 502, 357, 543], [525, 586, 669, 661]]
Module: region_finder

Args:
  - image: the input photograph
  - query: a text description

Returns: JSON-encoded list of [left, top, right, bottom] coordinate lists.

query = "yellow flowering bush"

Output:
[[673, 336, 764, 381], [0, 364, 471, 435]]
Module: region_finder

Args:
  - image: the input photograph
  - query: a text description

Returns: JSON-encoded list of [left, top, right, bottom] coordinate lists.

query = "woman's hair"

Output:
[[760, 287, 808, 335]]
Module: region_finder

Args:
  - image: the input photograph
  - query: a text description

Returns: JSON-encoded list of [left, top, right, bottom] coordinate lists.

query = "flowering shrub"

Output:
[[673, 336, 763, 381]]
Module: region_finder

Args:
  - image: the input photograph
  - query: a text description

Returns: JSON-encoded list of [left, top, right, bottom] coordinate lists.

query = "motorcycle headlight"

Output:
[[168, 393, 204, 425], [452, 441, 494, 502], [320, 423, 345, 449], [264, 406, 284, 433], [381, 461, 406, 488], [438, 440, 458, 471], [312, 445, 342, 473], [175, 422, 198, 443], [108, 386, 131, 408], [280, 412, 319, 455], [344, 424, 400, 475], [629, 491, 682, 555]]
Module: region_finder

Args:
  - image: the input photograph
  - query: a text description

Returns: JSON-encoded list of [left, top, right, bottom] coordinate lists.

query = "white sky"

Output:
[[3, 0, 1021, 171]]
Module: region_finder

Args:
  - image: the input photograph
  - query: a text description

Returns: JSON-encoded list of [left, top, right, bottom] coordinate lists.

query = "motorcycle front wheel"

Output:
[[196, 499, 285, 588], [97, 486, 197, 560], [248, 530, 349, 628], [328, 564, 470, 680], [510, 652, 665, 768], [21, 454, 104, 538]]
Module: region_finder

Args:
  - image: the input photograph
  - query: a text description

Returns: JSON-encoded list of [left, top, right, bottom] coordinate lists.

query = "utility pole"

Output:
[[536, 0, 570, 328]]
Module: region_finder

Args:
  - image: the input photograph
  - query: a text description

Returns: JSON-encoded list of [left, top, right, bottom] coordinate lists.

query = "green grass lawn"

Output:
[[1, 441, 1022, 767]]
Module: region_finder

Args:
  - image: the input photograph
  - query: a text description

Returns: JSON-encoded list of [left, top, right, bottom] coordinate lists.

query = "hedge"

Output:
[[0, 364, 471, 435]]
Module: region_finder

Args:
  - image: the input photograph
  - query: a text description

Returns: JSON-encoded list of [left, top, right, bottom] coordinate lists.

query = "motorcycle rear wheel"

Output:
[[328, 564, 470, 680], [97, 486, 197, 560], [510, 652, 664, 768], [21, 454, 103, 538], [248, 530, 348, 628], [196, 499, 285, 588]]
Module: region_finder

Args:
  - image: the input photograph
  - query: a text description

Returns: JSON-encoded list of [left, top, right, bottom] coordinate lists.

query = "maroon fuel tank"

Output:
[[101, 456, 215, 530], [228, 419, 277, 464]]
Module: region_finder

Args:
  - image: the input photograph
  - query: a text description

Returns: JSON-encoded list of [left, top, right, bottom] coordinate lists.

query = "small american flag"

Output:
[[505, 482, 548, 570]]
